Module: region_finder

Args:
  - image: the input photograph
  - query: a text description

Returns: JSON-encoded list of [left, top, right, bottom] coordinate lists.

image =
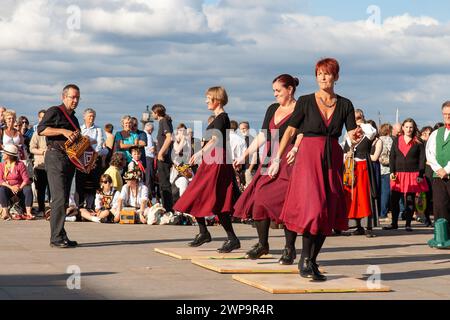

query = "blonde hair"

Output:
[[3, 109, 16, 121], [121, 115, 132, 128], [206, 86, 228, 107]]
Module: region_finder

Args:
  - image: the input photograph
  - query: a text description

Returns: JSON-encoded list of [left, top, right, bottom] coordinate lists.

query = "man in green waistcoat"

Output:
[[425, 101, 450, 232]]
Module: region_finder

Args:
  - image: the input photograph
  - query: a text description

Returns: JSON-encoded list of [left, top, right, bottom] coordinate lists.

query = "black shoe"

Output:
[[405, 226, 413, 232], [63, 237, 78, 247], [245, 243, 269, 259], [278, 247, 296, 265], [425, 219, 433, 227], [50, 240, 76, 248], [299, 257, 313, 278], [365, 230, 376, 238], [217, 238, 241, 253], [351, 227, 365, 235], [309, 260, 327, 281], [188, 232, 212, 247], [382, 225, 398, 230]]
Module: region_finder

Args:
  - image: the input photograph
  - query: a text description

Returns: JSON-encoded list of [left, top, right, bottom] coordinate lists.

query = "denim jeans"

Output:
[[380, 174, 390, 218]]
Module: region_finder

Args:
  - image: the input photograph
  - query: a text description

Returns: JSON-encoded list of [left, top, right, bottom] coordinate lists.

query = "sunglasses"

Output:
[[101, 181, 111, 184]]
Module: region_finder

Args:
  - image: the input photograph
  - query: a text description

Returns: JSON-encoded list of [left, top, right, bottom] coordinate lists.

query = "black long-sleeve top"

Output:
[[389, 136, 426, 177]]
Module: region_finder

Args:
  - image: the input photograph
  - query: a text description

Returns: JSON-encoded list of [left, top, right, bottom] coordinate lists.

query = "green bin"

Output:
[[428, 218, 450, 249]]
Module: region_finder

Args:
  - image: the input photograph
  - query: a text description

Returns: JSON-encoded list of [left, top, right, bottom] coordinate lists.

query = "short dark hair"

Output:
[[230, 120, 238, 130], [104, 123, 114, 133], [239, 121, 250, 128], [62, 84, 80, 96], [110, 152, 124, 167], [130, 146, 140, 154], [441, 101, 450, 110], [38, 109, 46, 115]]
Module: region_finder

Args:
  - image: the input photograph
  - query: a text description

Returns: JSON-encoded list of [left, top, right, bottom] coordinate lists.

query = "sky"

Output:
[[1, 0, 450, 134]]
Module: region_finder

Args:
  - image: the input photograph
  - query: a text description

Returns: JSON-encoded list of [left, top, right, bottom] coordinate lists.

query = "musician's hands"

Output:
[[63, 130, 80, 144], [267, 158, 280, 178], [436, 168, 448, 179]]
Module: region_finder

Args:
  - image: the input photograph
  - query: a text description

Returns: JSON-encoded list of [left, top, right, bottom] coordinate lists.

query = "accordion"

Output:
[[64, 135, 98, 174], [175, 164, 193, 179]]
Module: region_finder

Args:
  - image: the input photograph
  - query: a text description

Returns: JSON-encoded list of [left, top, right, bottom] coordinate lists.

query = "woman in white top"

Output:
[[114, 169, 150, 224], [1, 110, 25, 159]]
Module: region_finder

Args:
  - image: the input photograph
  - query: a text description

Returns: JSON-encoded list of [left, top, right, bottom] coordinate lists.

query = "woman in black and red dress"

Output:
[[173, 86, 240, 253], [383, 118, 428, 232], [268, 58, 361, 281], [233, 74, 302, 264]]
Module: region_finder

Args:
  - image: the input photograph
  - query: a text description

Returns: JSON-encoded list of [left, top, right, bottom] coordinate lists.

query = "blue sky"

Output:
[[1, 0, 450, 134]]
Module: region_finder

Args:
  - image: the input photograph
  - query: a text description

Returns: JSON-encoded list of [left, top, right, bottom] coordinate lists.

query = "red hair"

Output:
[[315, 58, 340, 78]]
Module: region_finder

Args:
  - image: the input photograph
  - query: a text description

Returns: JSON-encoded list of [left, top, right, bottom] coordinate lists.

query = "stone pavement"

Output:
[[0, 219, 449, 300]]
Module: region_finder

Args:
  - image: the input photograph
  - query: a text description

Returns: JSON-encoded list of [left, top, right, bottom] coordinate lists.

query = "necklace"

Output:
[[319, 96, 337, 108]]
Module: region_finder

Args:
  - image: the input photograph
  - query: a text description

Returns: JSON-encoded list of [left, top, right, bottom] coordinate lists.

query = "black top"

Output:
[[289, 93, 357, 168], [289, 93, 356, 136], [262, 103, 295, 143], [389, 136, 426, 177], [344, 136, 372, 158], [37, 104, 80, 146], [205, 112, 230, 150], [157, 117, 173, 163]]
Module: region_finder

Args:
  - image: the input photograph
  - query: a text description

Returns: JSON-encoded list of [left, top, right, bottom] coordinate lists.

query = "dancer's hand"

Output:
[[286, 147, 298, 165], [267, 158, 280, 178], [189, 151, 202, 166]]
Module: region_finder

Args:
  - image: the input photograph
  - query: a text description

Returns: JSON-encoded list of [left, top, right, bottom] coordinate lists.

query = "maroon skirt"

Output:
[[173, 148, 235, 217], [234, 144, 293, 223], [280, 137, 348, 236]]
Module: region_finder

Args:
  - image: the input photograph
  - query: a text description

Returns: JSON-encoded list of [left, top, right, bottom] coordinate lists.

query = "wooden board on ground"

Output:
[[191, 259, 301, 274], [232, 274, 391, 294], [154, 247, 273, 260]]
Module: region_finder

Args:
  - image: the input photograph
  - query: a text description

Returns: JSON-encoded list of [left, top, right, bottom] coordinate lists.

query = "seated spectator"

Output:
[[79, 174, 119, 223], [127, 146, 146, 180], [113, 169, 150, 224], [0, 144, 34, 220], [104, 152, 126, 192]]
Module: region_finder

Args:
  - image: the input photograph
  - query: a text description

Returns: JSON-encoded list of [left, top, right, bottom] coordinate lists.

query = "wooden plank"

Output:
[[154, 247, 273, 260], [191, 259, 300, 274], [232, 274, 391, 294]]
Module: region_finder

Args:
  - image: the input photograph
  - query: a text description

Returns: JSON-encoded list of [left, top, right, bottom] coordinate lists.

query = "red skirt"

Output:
[[391, 171, 429, 193], [234, 145, 293, 223], [345, 160, 372, 219], [280, 137, 348, 236], [173, 148, 235, 217]]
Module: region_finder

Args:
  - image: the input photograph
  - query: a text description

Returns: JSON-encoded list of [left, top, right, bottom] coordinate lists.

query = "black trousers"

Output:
[[45, 149, 75, 243], [432, 178, 450, 223], [391, 190, 415, 226], [157, 160, 173, 212], [34, 168, 49, 212], [145, 156, 155, 199], [75, 163, 100, 210]]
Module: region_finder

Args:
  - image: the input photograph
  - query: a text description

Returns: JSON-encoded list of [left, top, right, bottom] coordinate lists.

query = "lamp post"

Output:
[[141, 105, 153, 129]]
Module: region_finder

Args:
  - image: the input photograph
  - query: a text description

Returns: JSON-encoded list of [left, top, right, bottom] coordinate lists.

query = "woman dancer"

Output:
[[174, 87, 240, 253], [383, 118, 428, 231], [233, 74, 302, 264], [268, 58, 362, 281]]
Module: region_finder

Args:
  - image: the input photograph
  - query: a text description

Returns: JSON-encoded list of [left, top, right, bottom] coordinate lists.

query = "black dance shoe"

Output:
[[351, 227, 366, 235], [278, 247, 296, 265], [217, 238, 241, 253], [50, 240, 76, 248], [309, 260, 327, 281], [299, 257, 313, 278], [382, 224, 398, 230], [63, 237, 78, 247], [188, 232, 212, 247], [405, 226, 413, 232], [245, 243, 269, 259]]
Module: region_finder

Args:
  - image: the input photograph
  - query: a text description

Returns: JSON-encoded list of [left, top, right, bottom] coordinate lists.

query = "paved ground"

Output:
[[0, 218, 449, 300]]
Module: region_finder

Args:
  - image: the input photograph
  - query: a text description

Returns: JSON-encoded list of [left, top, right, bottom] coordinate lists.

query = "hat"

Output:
[[123, 169, 141, 181], [1, 144, 18, 157]]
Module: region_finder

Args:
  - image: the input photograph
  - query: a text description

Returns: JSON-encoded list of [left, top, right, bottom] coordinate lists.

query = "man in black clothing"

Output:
[[38, 84, 81, 248]]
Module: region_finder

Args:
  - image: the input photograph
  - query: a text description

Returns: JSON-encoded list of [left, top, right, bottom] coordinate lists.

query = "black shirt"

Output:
[[205, 112, 230, 150], [157, 117, 173, 162], [37, 104, 80, 145], [390, 136, 426, 177]]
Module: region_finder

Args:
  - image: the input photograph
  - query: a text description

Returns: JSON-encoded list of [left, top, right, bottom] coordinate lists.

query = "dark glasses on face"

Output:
[[101, 181, 110, 184]]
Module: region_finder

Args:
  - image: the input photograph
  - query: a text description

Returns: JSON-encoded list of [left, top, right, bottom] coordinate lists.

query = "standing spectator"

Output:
[[421, 126, 434, 226], [368, 119, 383, 224], [30, 128, 49, 216], [239, 121, 258, 187], [379, 123, 393, 220], [229, 120, 246, 190], [143, 122, 156, 200], [187, 127, 202, 174], [104, 152, 126, 192], [103, 123, 115, 168], [131, 116, 148, 169], [1, 109, 25, 160], [33, 109, 46, 133], [75, 108, 108, 210], [113, 115, 138, 165], [0, 106, 6, 129], [426, 102, 450, 234], [0, 144, 34, 220], [384, 118, 428, 232], [18, 116, 33, 156], [152, 104, 174, 213], [171, 123, 191, 201]]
